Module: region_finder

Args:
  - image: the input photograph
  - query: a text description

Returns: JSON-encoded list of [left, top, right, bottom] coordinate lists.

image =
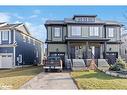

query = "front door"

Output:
[[90, 46, 100, 59], [95, 47, 100, 59]]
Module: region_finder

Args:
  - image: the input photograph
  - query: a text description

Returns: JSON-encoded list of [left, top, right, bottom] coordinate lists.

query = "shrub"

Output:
[[109, 58, 126, 71]]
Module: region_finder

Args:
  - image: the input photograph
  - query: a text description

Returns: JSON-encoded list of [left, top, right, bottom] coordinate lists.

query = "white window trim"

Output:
[[2, 30, 9, 41], [54, 27, 61, 37], [71, 26, 81, 36], [108, 28, 114, 37], [90, 27, 99, 36]]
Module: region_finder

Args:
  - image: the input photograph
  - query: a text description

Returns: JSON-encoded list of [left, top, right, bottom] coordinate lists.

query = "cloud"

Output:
[[13, 14, 24, 20], [0, 13, 11, 22], [29, 15, 38, 19]]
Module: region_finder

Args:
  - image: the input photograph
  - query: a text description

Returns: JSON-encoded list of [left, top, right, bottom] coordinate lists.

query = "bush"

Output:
[[109, 58, 126, 71]]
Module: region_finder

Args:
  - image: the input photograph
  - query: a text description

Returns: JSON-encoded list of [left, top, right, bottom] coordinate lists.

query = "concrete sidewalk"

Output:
[[20, 72, 78, 90]]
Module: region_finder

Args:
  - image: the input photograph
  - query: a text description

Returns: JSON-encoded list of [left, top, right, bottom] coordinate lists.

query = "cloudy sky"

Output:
[[0, 6, 127, 41]]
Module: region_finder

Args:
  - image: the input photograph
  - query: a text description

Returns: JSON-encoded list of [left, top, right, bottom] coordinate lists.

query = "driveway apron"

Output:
[[20, 72, 78, 90]]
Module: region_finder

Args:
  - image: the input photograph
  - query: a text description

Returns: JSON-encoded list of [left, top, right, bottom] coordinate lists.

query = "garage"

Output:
[[0, 53, 13, 68]]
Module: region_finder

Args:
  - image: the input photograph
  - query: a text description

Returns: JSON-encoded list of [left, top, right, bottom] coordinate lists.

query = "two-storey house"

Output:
[[45, 15, 123, 67], [0, 22, 44, 68]]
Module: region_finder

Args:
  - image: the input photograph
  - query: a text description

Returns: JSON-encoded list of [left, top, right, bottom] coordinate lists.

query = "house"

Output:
[[45, 15, 123, 68], [0, 22, 44, 68], [121, 33, 127, 62]]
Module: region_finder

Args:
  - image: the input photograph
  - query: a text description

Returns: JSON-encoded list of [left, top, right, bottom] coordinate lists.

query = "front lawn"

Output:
[[71, 70, 127, 89], [0, 66, 42, 89]]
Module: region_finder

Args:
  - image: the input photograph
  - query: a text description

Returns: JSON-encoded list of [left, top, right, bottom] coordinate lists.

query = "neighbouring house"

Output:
[[121, 33, 127, 62], [45, 15, 123, 69], [0, 22, 44, 68]]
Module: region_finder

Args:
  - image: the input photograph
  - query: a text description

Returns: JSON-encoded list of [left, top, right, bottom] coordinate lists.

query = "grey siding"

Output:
[[47, 26, 52, 41], [106, 26, 121, 41]]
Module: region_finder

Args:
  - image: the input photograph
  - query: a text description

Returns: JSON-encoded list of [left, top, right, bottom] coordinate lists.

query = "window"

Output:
[[28, 36, 30, 43], [90, 27, 99, 36], [22, 34, 26, 42], [71, 26, 81, 36], [2, 31, 8, 41], [108, 28, 114, 37], [54, 27, 61, 37], [33, 39, 35, 45], [125, 49, 127, 55]]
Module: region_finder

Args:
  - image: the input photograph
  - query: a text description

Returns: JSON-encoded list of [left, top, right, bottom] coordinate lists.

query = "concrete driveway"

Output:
[[20, 72, 78, 90]]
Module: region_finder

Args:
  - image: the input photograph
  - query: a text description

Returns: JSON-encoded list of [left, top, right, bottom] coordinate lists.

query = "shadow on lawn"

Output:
[[74, 71, 119, 80]]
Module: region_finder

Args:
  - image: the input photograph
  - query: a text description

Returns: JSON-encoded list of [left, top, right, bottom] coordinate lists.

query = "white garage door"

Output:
[[0, 54, 13, 68]]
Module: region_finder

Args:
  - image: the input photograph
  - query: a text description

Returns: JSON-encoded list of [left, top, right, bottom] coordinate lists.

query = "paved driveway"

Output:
[[20, 72, 78, 90]]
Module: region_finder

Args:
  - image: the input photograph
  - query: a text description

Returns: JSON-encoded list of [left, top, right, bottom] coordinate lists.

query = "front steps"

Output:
[[65, 59, 110, 71], [72, 59, 86, 70], [97, 59, 110, 70]]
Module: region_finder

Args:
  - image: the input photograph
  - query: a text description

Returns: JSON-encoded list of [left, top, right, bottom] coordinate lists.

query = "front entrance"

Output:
[[70, 45, 100, 59], [0, 53, 13, 68], [49, 52, 65, 68]]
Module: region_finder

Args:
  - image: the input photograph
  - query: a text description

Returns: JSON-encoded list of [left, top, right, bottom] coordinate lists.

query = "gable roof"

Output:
[[0, 23, 30, 35]]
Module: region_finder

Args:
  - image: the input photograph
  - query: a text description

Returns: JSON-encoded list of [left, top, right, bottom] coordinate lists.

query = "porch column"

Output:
[[67, 41, 70, 59], [86, 41, 89, 59], [104, 41, 107, 59]]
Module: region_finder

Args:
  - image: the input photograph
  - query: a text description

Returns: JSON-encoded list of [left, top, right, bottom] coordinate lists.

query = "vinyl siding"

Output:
[[15, 30, 42, 66]]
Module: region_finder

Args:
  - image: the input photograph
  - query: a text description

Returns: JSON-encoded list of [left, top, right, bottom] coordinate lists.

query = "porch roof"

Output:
[[65, 37, 110, 42]]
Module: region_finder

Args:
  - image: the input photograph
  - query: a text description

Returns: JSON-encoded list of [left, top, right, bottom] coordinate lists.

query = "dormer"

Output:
[[73, 15, 97, 22]]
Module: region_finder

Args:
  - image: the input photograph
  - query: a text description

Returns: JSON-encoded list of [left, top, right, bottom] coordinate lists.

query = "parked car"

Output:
[[43, 56, 63, 72]]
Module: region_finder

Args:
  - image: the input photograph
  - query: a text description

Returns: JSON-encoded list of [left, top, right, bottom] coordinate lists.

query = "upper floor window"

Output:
[[54, 27, 61, 37], [28, 36, 30, 43], [108, 28, 114, 37], [75, 17, 95, 22], [90, 27, 99, 36], [71, 26, 81, 36], [22, 34, 26, 42], [33, 39, 35, 45], [2, 31, 9, 41]]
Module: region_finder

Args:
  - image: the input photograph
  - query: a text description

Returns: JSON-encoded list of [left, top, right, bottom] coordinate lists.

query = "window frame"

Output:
[[2, 30, 9, 41], [54, 27, 61, 38], [89, 27, 99, 36], [108, 28, 114, 37], [71, 26, 81, 36]]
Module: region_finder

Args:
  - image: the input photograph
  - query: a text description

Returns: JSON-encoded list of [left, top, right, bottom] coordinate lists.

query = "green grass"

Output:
[[71, 70, 127, 89], [0, 66, 42, 89]]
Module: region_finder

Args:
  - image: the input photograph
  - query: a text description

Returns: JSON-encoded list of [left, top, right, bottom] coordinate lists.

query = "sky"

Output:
[[0, 6, 127, 42]]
